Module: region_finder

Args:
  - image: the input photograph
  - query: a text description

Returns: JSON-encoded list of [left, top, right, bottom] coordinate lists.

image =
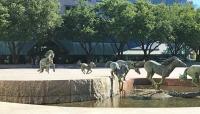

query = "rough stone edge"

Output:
[[0, 77, 119, 104]]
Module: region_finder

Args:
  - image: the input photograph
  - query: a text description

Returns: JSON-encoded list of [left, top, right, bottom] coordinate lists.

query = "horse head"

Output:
[[134, 67, 141, 74], [45, 50, 55, 59], [173, 58, 187, 67], [127, 61, 141, 74], [89, 62, 96, 68]]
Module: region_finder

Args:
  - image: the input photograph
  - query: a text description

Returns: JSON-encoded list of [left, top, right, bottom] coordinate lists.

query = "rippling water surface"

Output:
[[52, 96, 200, 107], [51, 86, 200, 108]]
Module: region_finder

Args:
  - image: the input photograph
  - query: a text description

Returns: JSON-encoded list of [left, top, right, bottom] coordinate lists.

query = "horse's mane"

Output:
[[161, 56, 178, 66]]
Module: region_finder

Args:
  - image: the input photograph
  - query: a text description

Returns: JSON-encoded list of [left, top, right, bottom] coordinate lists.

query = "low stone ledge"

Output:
[[0, 78, 119, 104]]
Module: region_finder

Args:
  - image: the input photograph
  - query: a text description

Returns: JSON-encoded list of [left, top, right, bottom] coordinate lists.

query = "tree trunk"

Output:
[[79, 42, 97, 63], [111, 41, 126, 60], [143, 50, 149, 60], [117, 42, 125, 60], [8, 42, 19, 64], [196, 47, 200, 62]]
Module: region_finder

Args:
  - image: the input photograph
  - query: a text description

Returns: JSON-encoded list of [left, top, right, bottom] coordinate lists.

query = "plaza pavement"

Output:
[[0, 101, 200, 114], [0, 67, 188, 80]]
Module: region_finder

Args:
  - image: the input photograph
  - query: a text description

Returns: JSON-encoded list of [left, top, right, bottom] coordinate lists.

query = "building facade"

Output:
[[58, 0, 194, 13]]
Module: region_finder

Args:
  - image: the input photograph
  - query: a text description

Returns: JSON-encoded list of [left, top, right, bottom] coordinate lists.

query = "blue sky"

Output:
[[191, 0, 200, 8]]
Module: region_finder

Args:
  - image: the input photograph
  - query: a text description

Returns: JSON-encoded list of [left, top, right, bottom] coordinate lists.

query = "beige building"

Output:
[[59, 0, 101, 14]]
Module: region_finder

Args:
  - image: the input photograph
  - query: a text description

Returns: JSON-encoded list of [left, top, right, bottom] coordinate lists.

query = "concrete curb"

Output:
[[0, 102, 200, 114]]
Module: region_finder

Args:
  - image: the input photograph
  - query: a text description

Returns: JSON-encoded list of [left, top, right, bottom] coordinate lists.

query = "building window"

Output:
[[65, 5, 74, 10]]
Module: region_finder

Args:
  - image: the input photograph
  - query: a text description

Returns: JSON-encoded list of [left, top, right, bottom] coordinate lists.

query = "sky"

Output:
[[191, 0, 200, 8]]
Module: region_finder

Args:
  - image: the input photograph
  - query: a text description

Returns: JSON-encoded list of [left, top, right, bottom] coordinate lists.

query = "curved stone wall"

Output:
[[0, 78, 119, 104]]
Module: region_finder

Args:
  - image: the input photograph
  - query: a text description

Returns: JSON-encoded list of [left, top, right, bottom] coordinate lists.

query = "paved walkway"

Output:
[[0, 68, 111, 80], [0, 67, 188, 80], [0, 102, 200, 114]]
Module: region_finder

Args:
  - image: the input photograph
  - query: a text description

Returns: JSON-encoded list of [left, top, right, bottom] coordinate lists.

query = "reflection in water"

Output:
[[50, 86, 200, 108], [52, 96, 200, 107]]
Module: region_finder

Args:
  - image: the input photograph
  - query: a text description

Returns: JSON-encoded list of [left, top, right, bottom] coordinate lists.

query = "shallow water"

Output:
[[50, 86, 200, 108], [52, 96, 200, 108]]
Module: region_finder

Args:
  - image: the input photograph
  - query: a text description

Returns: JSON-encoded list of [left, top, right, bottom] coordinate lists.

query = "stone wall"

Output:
[[0, 78, 119, 104]]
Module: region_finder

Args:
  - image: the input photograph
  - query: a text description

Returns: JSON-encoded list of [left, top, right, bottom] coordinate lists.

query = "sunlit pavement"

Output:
[[0, 102, 200, 114], [0, 67, 188, 80]]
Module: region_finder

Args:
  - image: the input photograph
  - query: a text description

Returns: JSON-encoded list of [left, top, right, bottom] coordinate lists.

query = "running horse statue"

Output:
[[79, 61, 96, 74], [179, 65, 200, 89], [144, 56, 186, 89], [109, 59, 142, 96], [110, 61, 130, 96], [106, 60, 141, 74], [38, 50, 55, 73]]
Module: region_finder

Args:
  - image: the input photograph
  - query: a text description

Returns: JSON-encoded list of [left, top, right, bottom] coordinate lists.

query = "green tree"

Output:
[[131, 0, 172, 60], [0, 1, 9, 36], [59, 0, 99, 62], [1, 0, 62, 63], [184, 9, 200, 61], [166, 4, 195, 56], [96, 0, 135, 59]]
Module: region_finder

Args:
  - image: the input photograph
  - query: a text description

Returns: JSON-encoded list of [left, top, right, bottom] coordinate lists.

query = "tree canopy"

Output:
[[96, 0, 135, 59], [2, 0, 200, 62], [59, 0, 99, 62], [0, 1, 9, 35], [0, 0, 62, 63]]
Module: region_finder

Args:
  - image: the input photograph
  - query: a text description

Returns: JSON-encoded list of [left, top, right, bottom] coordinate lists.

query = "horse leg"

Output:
[[121, 81, 126, 97], [38, 63, 42, 73], [157, 76, 166, 89], [192, 73, 200, 90], [88, 69, 92, 74], [123, 70, 129, 81], [40, 68, 44, 73], [147, 72, 158, 89], [83, 69, 86, 74], [110, 70, 115, 79], [119, 80, 124, 96], [81, 68, 85, 74], [86, 68, 92, 74], [46, 67, 49, 74], [52, 64, 55, 72], [39, 64, 45, 73], [192, 81, 200, 90]]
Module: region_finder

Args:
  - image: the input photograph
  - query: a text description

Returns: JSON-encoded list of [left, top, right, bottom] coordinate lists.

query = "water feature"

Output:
[[50, 86, 200, 107], [51, 96, 200, 108]]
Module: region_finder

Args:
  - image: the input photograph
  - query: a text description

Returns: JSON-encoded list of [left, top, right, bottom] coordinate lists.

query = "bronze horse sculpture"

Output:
[[106, 60, 141, 74], [38, 50, 55, 73], [79, 62, 96, 74], [179, 65, 200, 89], [110, 61, 129, 96], [143, 56, 186, 89], [108, 60, 143, 96]]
